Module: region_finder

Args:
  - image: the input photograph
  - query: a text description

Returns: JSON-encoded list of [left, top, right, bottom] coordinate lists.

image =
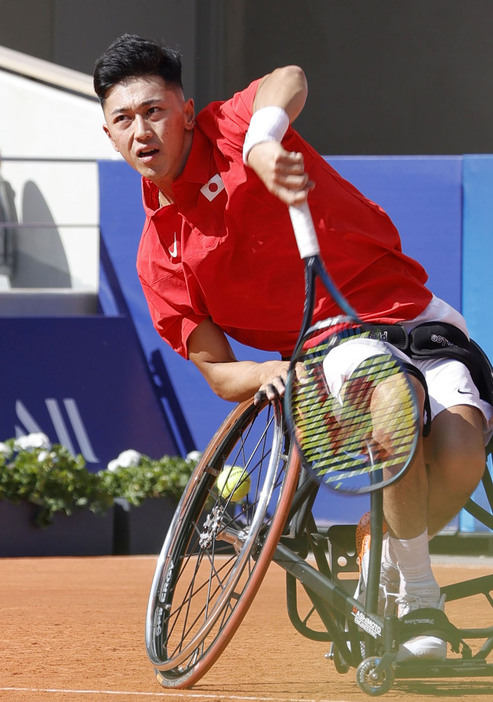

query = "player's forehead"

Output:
[[104, 75, 181, 114]]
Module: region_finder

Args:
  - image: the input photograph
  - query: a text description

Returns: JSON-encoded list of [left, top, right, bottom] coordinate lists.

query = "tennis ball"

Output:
[[216, 465, 250, 502]]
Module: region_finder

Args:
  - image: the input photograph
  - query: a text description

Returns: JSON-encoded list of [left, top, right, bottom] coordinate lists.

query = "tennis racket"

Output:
[[284, 202, 420, 494]]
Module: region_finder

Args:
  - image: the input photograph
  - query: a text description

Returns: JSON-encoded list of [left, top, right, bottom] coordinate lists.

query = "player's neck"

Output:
[[158, 189, 174, 207], [157, 132, 193, 208]]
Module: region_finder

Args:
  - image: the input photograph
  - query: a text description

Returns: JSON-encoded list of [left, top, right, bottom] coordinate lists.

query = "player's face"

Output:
[[102, 75, 194, 190]]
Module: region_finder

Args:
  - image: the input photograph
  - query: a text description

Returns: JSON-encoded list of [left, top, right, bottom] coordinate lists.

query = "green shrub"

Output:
[[0, 435, 197, 526]]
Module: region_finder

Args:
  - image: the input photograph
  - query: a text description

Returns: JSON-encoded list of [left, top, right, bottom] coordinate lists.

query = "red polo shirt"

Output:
[[137, 79, 432, 359]]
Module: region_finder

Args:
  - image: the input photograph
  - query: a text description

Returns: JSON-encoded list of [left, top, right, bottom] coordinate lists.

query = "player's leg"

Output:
[[379, 376, 429, 539], [425, 404, 486, 536], [326, 340, 425, 614], [321, 336, 420, 491], [146, 397, 300, 689], [380, 376, 445, 638], [384, 357, 488, 541], [385, 358, 490, 661], [381, 430, 446, 660]]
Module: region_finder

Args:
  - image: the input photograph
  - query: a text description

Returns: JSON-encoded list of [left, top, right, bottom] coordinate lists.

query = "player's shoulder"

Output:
[[198, 78, 262, 128]]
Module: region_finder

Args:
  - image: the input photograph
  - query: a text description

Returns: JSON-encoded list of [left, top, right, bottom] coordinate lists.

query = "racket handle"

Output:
[[289, 202, 320, 259]]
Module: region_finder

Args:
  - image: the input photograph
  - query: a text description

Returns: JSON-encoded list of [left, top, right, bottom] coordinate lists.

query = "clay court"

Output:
[[1, 554, 492, 702]]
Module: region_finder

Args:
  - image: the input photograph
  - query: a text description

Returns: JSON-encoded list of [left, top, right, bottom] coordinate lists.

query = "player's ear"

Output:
[[184, 99, 195, 131], [103, 123, 119, 152]]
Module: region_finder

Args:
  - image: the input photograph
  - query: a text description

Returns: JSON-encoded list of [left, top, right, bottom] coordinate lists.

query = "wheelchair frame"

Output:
[[276, 460, 493, 694], [145, 366, 493, 696]]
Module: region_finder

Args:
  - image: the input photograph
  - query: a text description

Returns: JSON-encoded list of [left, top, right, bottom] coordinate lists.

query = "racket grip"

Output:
[[288, 202, 320, 259]]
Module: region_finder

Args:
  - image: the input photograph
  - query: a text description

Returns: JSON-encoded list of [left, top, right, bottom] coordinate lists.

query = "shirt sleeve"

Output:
[[221, 78, 262, 127], [139, 275, 208, 360], [196, 78, 262, 152]]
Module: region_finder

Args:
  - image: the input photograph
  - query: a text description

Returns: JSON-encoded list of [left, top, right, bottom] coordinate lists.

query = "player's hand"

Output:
[[254, 360, 290, 405], [246, 141, 313, 206], [253, 360, 304, 405]]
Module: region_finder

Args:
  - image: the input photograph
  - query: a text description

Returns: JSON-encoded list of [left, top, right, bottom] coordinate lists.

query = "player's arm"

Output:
[[253, 65, 308, 121], [244, 65, 312, 205], [188, 318, 289, 403]]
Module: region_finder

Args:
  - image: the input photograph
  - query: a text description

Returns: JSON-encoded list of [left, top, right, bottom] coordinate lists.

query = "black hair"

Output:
[[93, 33, 183, 104]]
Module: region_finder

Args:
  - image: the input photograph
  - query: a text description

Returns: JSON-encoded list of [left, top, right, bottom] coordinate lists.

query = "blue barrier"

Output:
[[462, 155, 493, 359], [0, 317, 177, 471], [460, 155, 493, 533], [329, 157, 463, 311]]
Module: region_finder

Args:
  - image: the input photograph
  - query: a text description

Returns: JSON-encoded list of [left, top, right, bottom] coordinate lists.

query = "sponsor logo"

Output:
[[351, 606, 382, 639], [169, 232, 178, 258], [431, 333, 453, 347], [15, 398, 99, 463], [403, 616, 436, 626], [154, 560, 175, 636], [159, 560, 174, 604], [154, 606, 164, 636]]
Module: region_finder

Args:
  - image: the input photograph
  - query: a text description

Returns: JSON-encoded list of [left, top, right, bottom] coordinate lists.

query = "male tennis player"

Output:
[[94, 34, 492, 661]]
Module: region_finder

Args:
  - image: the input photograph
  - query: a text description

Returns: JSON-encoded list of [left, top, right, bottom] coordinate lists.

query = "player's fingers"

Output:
[[283, 150, 305, 168], [253, 390, 266, 405], [256, 376, 286, 403], [277, 172, 310, 190], [274, 183, 313, 206], [295, 361, 308, 384], [274, 152, 307, 179]]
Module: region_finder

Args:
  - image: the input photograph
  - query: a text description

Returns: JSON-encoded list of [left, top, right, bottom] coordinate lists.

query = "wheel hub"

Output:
[[199, 505, 226, 550]]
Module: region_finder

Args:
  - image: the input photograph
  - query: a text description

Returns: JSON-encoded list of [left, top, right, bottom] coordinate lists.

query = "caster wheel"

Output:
[[356, 656, 394, 696]]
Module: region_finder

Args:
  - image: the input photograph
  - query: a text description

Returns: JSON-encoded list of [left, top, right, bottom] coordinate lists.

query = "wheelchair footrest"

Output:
[[394, 658, 493, 678]]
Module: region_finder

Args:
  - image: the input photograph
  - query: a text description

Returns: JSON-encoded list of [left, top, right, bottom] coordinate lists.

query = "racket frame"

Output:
[[284, 204, 420, 495]]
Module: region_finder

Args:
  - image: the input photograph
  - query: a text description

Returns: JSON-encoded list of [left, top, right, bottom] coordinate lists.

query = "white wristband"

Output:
[[242, 105, 290, 164]]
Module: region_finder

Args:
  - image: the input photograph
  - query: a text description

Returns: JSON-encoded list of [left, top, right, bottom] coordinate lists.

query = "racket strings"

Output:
[[290, 331, 418, 491]]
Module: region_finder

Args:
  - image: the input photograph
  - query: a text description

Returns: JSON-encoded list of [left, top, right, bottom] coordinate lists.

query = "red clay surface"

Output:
[[1, 554, 492, 701]]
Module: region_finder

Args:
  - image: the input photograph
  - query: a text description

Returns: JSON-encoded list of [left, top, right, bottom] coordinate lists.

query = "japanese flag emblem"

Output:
[[200, 174, 225, 202]]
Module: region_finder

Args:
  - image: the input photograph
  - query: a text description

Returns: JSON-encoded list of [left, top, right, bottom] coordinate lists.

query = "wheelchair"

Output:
[[145, 344, 493, 696]]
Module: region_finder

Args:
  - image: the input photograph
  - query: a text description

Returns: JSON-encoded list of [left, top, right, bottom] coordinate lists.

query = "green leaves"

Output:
[[0, 440, 111, 526], [98, 454, 194, 506], [0, 437, 196, 527]]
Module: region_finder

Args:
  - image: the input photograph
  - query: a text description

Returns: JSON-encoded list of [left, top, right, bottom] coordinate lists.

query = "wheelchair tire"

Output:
[[145, 397, 300, 688]]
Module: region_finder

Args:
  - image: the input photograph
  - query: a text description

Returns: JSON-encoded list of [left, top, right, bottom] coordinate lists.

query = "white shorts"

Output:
[[322, 297, 493, 444]]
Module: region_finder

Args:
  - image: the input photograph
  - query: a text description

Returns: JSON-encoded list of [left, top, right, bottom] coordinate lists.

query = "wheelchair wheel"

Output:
[[145, 396, 300, 688]]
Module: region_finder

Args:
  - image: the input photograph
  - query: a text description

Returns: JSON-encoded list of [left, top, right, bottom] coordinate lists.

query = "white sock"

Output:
[[388, 529, 435, 584], [382, 533, 398, 569]]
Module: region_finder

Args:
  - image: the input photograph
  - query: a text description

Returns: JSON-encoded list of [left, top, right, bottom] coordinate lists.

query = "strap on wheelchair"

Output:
[[397, 607, 464, 654], [291, 320, 492, 437], [407, 322, 493, 404], [361, 320, 493, 433], [401, 362, 431, 437], [361, 323, 409, 350]]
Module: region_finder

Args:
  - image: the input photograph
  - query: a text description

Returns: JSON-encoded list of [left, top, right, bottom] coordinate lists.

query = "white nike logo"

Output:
[[169, 232, 178, 258]]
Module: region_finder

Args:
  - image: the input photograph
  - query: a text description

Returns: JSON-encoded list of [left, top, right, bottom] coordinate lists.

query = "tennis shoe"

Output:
[[354, 512, 399, 616], [396, 579, 447, 662]]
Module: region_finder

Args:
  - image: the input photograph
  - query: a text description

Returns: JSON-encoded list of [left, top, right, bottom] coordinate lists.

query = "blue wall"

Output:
[[0, 316, 178, 472], [98, 155, 493, 528]]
